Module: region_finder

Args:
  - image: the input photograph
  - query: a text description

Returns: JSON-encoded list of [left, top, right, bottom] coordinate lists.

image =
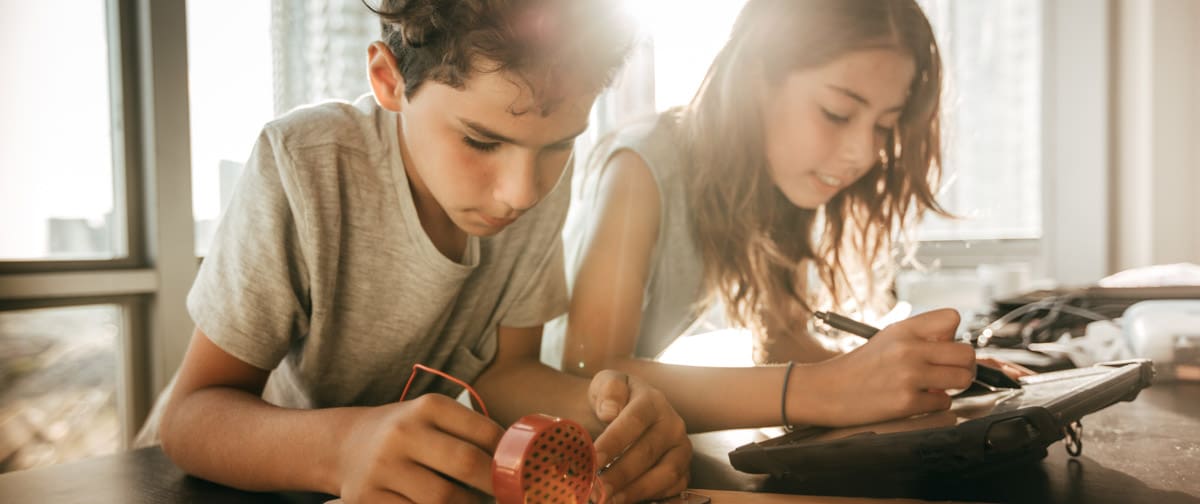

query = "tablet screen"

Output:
[[956, 364, 1113, 417]]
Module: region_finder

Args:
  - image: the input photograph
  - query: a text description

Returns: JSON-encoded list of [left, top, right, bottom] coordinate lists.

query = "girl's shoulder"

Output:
[[605, 112, 688, 183], [614, 110, 682, 145]]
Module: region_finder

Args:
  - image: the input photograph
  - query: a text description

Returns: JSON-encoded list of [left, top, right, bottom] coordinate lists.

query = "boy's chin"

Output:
[[455, 216, 512, 237], [466, 227, 504, 238]]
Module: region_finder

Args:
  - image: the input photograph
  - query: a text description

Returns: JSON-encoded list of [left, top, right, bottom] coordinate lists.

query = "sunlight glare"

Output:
[[620, 0, 748, 111]]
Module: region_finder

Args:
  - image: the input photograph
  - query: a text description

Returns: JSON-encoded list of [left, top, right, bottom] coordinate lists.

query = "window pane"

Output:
[[187, 0, 274, 256], [918, 0, 1043, 240], [0, 305, 122, 473], [0, 2, 120, 260], [188, 0, 376, 255]]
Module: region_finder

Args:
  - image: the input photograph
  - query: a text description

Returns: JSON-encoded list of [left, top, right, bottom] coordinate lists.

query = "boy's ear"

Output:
[[368, 41, 406, 112]]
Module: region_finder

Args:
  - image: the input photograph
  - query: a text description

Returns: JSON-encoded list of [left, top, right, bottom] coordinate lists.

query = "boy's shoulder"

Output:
[[262, 95, 389, 156]]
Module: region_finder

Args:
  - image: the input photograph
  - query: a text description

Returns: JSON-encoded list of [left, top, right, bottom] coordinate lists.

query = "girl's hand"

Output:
[[589, 370, 692, 504], [795, 308, 977, 427], [336, 394, 504, 504]]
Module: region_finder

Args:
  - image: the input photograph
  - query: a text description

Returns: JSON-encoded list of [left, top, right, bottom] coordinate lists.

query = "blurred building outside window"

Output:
[[0, 2, 121, 261], [0, 305, 122, 473]]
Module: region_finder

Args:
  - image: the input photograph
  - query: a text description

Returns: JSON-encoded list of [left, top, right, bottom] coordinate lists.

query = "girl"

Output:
[[556, 0, 989, 432]]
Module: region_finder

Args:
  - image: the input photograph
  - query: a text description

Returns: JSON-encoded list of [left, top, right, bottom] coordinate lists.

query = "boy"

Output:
[[147, 1, 691, 502]]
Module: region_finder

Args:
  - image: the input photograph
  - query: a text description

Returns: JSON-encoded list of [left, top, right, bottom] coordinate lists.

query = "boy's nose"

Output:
[[494, 155, 540, 212]]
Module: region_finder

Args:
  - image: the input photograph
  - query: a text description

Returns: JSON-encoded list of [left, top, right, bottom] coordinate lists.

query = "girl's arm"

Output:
[[563, 150, 803, 431]]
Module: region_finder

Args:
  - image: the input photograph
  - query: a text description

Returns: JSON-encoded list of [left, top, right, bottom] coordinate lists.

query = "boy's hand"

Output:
[[336, 394, 504, 504], [589, 370, 691, 504], [798, 308, 977, 427]]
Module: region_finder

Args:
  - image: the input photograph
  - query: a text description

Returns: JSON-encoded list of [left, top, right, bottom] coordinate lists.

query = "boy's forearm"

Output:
[[159, 386, 366, 495]]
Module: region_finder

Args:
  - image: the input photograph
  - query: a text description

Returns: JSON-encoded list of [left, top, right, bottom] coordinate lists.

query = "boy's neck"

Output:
[[412, 184, 469, 263], [396, 120, 469, 263]]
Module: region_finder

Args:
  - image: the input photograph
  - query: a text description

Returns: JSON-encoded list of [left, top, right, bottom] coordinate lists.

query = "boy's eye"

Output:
[[821, 108, 850, 124], [463, 136, 501, 153]]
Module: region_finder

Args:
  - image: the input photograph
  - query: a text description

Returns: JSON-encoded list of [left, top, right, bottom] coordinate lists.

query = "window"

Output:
[[917, 0, 1043, 242], [0, 305, 123, 473], [0, 2, 121, 261], [0, 0, 155, 471], [906, 0, 1046, 313]]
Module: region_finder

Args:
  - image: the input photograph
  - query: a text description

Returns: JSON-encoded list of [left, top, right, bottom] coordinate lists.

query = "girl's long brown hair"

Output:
[[682, 0, 949, 360]]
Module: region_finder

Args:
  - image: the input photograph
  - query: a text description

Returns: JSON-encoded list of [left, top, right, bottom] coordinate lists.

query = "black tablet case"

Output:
[[728, 359, 1155, 479]]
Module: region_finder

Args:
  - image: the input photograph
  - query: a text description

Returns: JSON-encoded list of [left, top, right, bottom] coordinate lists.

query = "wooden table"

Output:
[[1, 384, 1197, 503]]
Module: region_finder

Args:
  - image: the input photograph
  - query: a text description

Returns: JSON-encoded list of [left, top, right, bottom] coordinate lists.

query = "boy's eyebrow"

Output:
[[826, 85, 904, 113], [460, 119, 590, 147]]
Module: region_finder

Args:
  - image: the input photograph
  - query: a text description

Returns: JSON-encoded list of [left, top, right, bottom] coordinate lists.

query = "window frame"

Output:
[[0, 0, 145, 273]]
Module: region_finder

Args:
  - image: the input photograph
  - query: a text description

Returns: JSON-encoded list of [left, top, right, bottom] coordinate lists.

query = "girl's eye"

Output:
[[875, 124, 894, 136], [822, 109, 850, 124], [463, 136, 501, 153]]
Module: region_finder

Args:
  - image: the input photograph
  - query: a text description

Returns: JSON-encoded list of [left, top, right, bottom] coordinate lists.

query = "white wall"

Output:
[[1113, 0, 1200, 271], [1044, 0, 1111, 286], [1195, 2, 1200, 261]]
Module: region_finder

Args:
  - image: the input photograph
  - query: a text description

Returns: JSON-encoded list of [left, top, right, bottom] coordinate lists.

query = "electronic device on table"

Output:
[[728, 360, 1154, 479]]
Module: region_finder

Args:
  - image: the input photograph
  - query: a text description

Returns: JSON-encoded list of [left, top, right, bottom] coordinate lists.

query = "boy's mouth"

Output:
[[479, 212, 517, 229]]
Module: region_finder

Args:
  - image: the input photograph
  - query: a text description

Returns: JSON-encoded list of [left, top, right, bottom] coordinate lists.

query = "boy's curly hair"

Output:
[[367, 0, 634, 114]]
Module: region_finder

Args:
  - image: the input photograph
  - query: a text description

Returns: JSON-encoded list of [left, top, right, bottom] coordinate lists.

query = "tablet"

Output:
[[728, 359, 1155, 479]]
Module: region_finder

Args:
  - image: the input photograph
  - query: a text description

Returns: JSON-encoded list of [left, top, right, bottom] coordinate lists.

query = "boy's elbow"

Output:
[[157, 399, 183, 460], [157, 391, 201, 466]]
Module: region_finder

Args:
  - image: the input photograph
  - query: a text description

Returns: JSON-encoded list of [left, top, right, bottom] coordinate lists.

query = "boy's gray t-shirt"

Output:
[[141, 95, 568, 441]]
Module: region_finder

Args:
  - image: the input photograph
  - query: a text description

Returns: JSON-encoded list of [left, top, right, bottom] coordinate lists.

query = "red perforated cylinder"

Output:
[[493, 414, 598, 504]]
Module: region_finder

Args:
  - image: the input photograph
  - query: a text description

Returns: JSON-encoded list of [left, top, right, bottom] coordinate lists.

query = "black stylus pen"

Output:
[[812, 310, 1022, 389], [813, 310, 881, 338]]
